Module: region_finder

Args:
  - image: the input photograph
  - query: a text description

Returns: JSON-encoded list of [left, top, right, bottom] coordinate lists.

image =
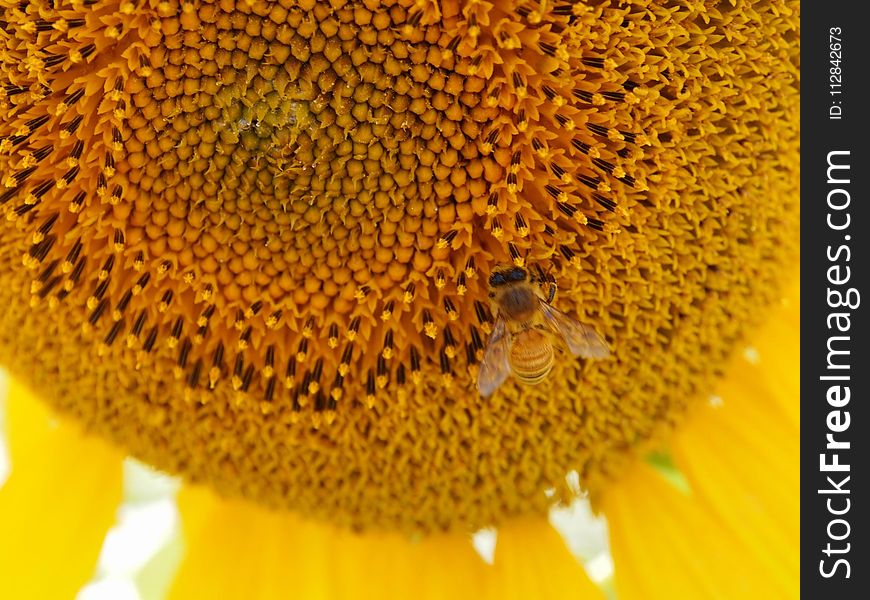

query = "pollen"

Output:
[[0, 0, 799, 532]]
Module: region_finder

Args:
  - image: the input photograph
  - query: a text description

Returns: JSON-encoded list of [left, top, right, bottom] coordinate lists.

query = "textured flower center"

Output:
[[0, 0, 800, 531]]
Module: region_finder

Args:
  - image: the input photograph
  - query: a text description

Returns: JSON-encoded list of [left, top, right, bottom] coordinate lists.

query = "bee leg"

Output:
[[545, 278, 557, 304], [531, 265, 557, 303]]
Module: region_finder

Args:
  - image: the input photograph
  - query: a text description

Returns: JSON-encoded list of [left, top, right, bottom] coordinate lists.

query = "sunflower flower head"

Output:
[[0, 0, 799, 532]]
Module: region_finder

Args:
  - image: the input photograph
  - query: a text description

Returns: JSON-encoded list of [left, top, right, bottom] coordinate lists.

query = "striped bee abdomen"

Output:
[[508, 329, 555, 385]]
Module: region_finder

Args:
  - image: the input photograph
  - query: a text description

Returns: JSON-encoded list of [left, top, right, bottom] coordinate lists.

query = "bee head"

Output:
[[489, 266, 527, 287]]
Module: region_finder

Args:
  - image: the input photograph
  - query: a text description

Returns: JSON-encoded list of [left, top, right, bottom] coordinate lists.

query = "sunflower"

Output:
[[0, 0, 798, 598]]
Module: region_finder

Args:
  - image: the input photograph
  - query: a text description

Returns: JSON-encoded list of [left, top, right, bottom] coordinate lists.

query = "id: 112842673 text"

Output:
[[829, 27, 843, 120]]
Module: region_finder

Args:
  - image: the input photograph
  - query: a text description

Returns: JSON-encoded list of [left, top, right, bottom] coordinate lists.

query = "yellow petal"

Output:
[[671, 275, 800, 596], [602, 461, 788, 599], [171, 487, 604, 599], [327, 524, 493, 600], [171, 485, 497, 600], [749, 273, 800, 429], [168, 487, 329, 600], [489, 517, 605, 600], [0, 379, 123, 599], [603, 271, 799, 599]]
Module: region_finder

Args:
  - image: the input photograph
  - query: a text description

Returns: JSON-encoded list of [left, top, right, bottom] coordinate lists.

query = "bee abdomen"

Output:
[[509, 330, 555, 385]]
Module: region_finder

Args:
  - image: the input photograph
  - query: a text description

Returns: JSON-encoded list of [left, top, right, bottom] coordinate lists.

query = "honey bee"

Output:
[[477, 264, 610, 397]]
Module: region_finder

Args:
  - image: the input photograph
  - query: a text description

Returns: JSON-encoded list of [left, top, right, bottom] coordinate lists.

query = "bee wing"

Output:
[[539, 301, 610, 359], [477, 317, 512, 397]]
